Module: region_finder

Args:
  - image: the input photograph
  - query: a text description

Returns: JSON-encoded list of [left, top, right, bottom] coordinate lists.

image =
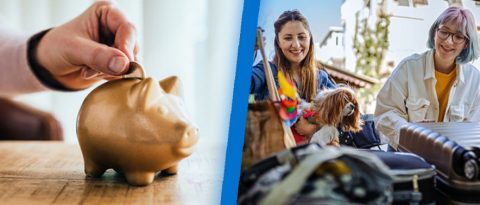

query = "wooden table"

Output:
[[0, 141, 224, 205]]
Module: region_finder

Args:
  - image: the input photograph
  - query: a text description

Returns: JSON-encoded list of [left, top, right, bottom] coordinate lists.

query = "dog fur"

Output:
[[309, 87, 363, 146]]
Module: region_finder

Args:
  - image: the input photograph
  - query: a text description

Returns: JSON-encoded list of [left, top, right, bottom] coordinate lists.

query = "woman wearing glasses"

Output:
[[374, 7, 480, 150]]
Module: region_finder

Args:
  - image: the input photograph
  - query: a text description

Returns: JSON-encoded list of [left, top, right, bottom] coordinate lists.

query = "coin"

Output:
[[123, 61, 145, 79]]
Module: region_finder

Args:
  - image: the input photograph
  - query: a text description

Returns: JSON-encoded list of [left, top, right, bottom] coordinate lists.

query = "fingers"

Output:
[[298, 116, 307, 125], [80, 67, 122, 81], [133, 42, 140, 60], [115, 22, 137, 60], [71, 38, 129, 75], [95, 2, 137, 60], [103, 75, 123, 81], [81, 67, 101, 80]]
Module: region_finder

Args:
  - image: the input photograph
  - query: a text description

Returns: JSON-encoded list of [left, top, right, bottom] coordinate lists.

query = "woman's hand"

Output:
[[294, 117, 319, 137], [35, 1, 138, 90]]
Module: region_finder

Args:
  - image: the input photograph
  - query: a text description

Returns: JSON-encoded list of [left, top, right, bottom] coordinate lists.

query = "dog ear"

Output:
[[314, 90, 344, 126], [342, 95, 363, 132]]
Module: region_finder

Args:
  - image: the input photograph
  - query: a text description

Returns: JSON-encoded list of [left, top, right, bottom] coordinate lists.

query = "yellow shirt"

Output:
[[435, 68, 457, 121]]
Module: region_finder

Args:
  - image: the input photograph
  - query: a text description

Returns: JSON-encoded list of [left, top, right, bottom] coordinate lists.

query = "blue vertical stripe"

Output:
[[220, 0, 260, 204]]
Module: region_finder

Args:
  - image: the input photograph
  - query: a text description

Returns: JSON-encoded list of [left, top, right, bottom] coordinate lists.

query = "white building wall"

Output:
[[316, 30, 345, 63], [341, 0, 365, 72], [383, 0, 448, 68]]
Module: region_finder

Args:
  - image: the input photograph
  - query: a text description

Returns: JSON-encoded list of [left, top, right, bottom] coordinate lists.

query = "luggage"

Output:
[[239, 144, 393, 205], [367, 150, 437, 205], [239, 143, 436, 204], [399, 122, 480, 203]]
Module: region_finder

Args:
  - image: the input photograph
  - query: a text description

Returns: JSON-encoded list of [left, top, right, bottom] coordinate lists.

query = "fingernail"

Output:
[[109, 56, 127, 74]]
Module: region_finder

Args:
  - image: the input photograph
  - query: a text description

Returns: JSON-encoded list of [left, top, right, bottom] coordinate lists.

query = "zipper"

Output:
[[412, 174, 419, 192]]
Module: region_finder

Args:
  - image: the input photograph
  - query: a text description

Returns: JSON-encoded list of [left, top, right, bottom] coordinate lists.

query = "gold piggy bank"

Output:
[[77, 75, 198, 186]]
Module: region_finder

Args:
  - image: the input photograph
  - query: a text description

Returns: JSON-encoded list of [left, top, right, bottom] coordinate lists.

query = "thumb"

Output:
[[72, 38, 130, 75]]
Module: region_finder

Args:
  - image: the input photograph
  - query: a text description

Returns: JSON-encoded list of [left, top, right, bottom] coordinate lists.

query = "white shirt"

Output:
[[374, 50, 480, 148]]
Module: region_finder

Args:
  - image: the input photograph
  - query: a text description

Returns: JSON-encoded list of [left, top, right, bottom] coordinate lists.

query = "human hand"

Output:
[[35, 1, 138, 90], [254, 27, 266, 51], [294, 117, 319, 137]]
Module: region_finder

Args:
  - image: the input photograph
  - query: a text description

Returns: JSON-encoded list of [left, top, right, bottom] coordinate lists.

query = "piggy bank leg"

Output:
[[163, 165, 178, 175], [84, 160, 107, 177], [125, 172, 156, 186]]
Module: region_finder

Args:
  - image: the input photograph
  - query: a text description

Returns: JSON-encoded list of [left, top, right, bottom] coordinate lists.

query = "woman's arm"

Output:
[[318, 70, 336, 90], [0, 25, 46, 97], [374, 62, 410, 148], [251, 61, 279, 102], [250, 61, 267, 94], [1, 1, 137, 96]]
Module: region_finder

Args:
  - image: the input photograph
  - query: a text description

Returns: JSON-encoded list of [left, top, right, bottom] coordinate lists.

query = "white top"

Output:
[[374, 50, 480, 148]]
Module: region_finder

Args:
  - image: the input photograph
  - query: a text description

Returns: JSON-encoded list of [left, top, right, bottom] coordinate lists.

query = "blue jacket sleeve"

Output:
[[318, 69, 337, 90], [251, 61, 279, 101], [251, 61, 266, 94]]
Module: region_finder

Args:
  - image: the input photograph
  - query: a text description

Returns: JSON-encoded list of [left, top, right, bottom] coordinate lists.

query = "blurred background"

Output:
[[257, 0, 480, 113]]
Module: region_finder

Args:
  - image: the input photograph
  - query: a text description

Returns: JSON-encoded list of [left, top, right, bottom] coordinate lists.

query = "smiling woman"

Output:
[[277, 21, 311, 71], [374, 6, 480, 150], [249, 10, 337, 145], [250, 10, 335, 102]]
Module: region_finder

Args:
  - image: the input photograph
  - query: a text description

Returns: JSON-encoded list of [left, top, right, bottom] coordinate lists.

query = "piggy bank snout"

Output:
[[175, 122, 198, 148]]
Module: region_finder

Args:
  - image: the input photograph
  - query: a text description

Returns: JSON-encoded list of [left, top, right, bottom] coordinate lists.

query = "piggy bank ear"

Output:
[[159, 76, 183, 97], [132, 78, 164, 110]]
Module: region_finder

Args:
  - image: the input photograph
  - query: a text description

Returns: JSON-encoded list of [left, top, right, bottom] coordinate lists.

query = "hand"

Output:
[[254, 27, 266, 51], [36, 1, 138, 90], [294, 117, 319, 137]]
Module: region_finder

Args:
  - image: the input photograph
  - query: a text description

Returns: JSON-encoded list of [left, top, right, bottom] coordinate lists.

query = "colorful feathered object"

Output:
[[277, 71, 299, 126]]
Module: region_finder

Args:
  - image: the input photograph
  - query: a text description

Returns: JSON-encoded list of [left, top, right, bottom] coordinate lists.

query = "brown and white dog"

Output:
[[309, 87, 363, 146]]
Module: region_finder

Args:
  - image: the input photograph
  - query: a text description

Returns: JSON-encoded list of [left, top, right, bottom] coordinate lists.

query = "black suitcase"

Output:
[[367, 150, 437, 205], [399, 122, 480, 204]]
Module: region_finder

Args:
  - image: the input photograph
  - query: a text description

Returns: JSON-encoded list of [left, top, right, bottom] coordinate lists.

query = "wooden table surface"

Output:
[[0, 141, 225, 205]]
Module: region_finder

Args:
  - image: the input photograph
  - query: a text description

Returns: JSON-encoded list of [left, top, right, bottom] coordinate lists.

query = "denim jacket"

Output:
[[250, 61, 336, 101]]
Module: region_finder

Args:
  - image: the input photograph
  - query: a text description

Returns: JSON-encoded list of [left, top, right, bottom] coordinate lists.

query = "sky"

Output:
[[257, 0, 343, 59]]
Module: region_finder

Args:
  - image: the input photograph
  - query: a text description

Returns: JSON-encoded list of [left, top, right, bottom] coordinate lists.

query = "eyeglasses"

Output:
[[436, 28, 468, 44]]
